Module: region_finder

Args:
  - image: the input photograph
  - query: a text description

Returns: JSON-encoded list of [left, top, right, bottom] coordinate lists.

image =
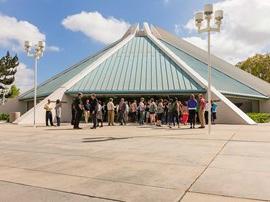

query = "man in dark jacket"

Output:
[[90, 93, 98, 129], [73, 93, 83, 129]]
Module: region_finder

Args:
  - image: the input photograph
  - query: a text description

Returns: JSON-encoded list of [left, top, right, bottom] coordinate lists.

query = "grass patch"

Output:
[[247, 113, 270, 123]]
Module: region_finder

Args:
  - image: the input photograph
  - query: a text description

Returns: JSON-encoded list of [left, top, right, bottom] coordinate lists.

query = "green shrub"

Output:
[[247, 113, 270, 123], [0, 113, 9, 121]]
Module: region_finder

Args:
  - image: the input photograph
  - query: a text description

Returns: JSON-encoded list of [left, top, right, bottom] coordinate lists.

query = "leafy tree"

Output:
[[236, 54, 270, 83], [0, 51, 19, 103], [7, 85, 20, 98]]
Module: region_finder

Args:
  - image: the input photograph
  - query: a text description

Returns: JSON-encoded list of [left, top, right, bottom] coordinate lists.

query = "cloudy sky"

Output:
[[0, 0, 269, 92]]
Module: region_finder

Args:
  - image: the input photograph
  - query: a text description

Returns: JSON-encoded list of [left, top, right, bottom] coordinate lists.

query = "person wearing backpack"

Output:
[[149, 98, 157, 124], [156, 99, 164, 127]]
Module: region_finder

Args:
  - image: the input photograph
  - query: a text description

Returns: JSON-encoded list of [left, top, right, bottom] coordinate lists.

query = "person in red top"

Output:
[[198, 94, 206, 128]]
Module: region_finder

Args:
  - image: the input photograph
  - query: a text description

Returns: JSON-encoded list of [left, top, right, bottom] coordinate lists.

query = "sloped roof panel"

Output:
[[67, 36, 205, 94], [161, 40, 268, 99], [19, 41, 119, 100]]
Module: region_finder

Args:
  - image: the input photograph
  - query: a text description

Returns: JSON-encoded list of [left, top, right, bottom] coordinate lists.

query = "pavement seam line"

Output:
[[0, 147, 211, 167], [189, 190, 269, 202], [0, 179, 124, 202], [178, 132, 237, 202], [0, 164, 178, 190]]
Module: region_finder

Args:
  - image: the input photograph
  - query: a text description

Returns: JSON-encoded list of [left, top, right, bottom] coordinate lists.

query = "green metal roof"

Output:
[[161, 40, 268, 99], [67, 36, 205, 94], [19, 41, 119, 100]]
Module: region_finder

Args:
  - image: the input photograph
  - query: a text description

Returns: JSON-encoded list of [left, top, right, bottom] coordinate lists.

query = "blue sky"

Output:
[[0, 0, 269, 91]]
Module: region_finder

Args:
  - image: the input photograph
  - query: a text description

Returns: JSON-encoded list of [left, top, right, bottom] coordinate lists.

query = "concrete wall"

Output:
[[227, 97, 260, 113], [0, 98, 27, 115], [260, 99, 270, 113]]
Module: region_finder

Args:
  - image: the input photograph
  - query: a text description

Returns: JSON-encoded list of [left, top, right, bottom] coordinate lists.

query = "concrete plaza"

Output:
[[0, 123, 269, 202]]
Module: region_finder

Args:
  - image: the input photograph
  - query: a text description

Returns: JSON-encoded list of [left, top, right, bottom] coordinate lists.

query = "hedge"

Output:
[[0, 113, 9, 121], [247, 113, 270, 123]]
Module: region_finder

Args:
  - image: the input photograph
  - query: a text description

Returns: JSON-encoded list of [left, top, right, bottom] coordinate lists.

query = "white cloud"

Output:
[[14, 63, 34, 92], [0, 13, 59, 52], [183, 0, 270, 64], [47, 45, 60, 52], [62, 11, 130, 44]]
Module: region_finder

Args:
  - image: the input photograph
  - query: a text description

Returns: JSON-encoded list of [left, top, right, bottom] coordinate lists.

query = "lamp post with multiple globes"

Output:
[[194, 4, 223, 135], [24, 41, 46, 127]]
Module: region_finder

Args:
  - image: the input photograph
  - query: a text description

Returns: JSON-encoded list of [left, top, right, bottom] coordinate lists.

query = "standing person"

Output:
[[107, 98, 115, 126], [103, 102, 108, 123], [90, 93, 98, 129], [44, 99, 54, 127], [71, 99, 76, 125], [163, 99, 169, 124], [145, 100, 150, 124], [118, 98, 126, 125], [149, 98, 157, 124], [73, 93, 83, 129], [182, 103, 189, 125], [55, 99, 62, 127], [96, 101, 103, 127], [198, 94, 206, 128], [178, 100, 183, 126], [124, 101, 129, 124], [211, 100, 218, 124], [84, 99, 91, 123], [187, 94, 197, 129], [204, 101, 210, 125], [156, 99, 164, 127], [130, 100, 137, 122], [168, 99, 174, 128], [172, 98, 180, 128], [139, 98, 145, 125]]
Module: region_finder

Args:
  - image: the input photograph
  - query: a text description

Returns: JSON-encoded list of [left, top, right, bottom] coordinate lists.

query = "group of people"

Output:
[[69, 93, 217, 130], [44, 99, 62, 127]]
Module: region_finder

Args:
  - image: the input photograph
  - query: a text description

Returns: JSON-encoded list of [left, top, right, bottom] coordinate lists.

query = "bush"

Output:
[[0, 113, 9, 121], [247, 113, 270, 123]]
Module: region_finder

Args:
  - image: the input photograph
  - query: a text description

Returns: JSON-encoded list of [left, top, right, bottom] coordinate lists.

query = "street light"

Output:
[[24, 40, 46, 127], [195, 4, 223, 135]]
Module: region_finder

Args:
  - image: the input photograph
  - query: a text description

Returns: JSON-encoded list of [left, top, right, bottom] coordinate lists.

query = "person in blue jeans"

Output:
[[211, 100, 218, 124], [187, 94, 198, 129]]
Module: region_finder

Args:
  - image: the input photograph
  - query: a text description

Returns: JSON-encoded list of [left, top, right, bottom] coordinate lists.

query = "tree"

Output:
[[236, 54, 270, 83], [0, 51, 19, 104], [7, 85, 20, 98]]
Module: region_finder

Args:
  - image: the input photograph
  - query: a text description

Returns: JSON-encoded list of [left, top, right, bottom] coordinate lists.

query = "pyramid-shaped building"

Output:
[[14, 23, 270, 124]]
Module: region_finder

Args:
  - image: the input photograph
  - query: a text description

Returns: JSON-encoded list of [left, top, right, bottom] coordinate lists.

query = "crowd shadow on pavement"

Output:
[[82, 136, 131, 143]]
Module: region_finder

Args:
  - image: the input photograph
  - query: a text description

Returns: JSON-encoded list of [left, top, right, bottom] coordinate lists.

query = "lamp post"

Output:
[[195, 4, 223, 135], [24, 41, 46, 127]]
